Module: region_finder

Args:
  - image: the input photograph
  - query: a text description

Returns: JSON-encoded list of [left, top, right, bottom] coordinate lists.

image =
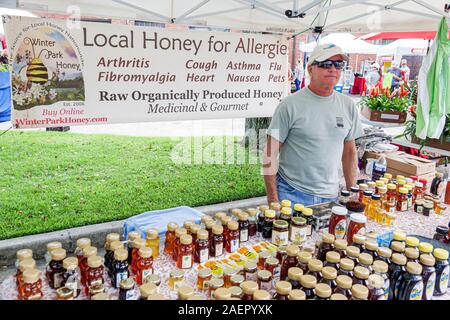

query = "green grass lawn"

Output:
[[0, 131, 265, 240]]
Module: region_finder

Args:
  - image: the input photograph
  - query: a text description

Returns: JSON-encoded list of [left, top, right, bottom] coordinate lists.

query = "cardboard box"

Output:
[[364, 151, 436, 176]]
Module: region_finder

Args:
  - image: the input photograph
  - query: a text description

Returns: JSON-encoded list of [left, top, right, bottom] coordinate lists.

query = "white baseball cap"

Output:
[[307, 43, 349, 66]]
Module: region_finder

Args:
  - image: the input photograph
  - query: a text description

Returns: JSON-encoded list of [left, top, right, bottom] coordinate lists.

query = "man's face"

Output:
[[308, 54, 343, 87]]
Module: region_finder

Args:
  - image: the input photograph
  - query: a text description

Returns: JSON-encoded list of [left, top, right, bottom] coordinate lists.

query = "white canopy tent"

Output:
[[377, 38, 431, 56], [0, 0, 448, 34], [301, 33, 379, 53], [0, 8, 36, 34]]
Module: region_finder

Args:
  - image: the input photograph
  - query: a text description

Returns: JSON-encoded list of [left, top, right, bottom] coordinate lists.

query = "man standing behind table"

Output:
[[387, 61, 403, 93], [262, 44, 363, 206]]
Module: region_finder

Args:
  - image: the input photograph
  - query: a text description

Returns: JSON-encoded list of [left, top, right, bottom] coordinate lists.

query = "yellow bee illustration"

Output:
[[22, 37, 49, 84]]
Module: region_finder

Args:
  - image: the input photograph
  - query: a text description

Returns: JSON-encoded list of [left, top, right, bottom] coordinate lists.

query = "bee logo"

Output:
[[23, 37, 49, 84]]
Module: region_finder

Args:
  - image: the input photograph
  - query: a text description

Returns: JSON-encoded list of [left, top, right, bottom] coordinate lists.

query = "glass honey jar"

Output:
[[127, 232, 142, 264], [280, 245, 299, 280], [300, 274, 317, 299], [223, 267, 238, 288], [265, 257, 280, 278], [238, 212, 250, 243], [172, 228, 188, 261], [225, 221, 240, 253], [231, 274, 244, 287], [21, 269, 43, 300], [177, 235, 193, 269], [240, 280, 258, 300], [209, 278, 225, 299], [244, 261, 258, 281], [214, 287, 232, 300], [297, 251, 312, 274], [184, 220, 195, 234], [169, 268, 185, 291], [62, 257, 81, 298], [164, 222, 179, 254], [119, 278, 137, 300], [273, 281, 292, 300], [75, 238, 91, 264], [287, 267, 303, 289], [177, 285, 195, 300], [288, 289, 306, 300], [88, 283, 105, 299], [106, 241, 123, 279], [15, 249, 33, 270], [56, 287, 74, 300], [86, 256, 104, 291], [197, 268, 212, 291], [210, 225, 224, 258], [131, 238, 146, 275], [229, 286, 243, 299], [145, 228, 160, 259], [104, 233, 121, 272], [16, 258, 36, 299], [257, 270, 273, 291], [111, 248, 130, 288], [190, 224, 201, 244], [46, 248, 66, 289], [136, 247, 153, 285], [44, 242, 62, 265], [246, 208, 258, 237], [80, 246, 97, 286], [253, 289, 272, 301], [147, 274, 161, 290], [139, 282, 157, 300], [195, 229, 209, 263]]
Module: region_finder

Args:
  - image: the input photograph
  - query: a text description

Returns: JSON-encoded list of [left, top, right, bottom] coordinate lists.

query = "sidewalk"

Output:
[[0, 118, 246, 137]]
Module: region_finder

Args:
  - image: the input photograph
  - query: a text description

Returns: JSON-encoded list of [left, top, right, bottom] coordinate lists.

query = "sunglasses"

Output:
[[313, 60, 345, 70]]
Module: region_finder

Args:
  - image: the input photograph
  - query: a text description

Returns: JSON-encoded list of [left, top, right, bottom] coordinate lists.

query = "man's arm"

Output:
[[342, 140, 358, 190], [263, 135, 283, 204]]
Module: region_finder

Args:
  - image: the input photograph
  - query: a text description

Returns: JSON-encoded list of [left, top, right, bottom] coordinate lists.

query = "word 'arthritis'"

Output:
[[83, 29, 287, 58]]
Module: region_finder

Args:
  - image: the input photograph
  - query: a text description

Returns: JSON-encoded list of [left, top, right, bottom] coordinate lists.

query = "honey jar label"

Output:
[[115, 272, 128, 288], [215, 243, 223, 257], [240, 229, 249, 242], [199, 249, 209, 263], [438, 266, 449, 293], [409, 282, 424, 300], [126, 289, 138, 300], [356, 227, 366, 236], [290, 225, 307, 242], [425, 273, 436, 300], [417, 206, 423, 214], [142, 269, 153, 282], [271, 230, 288, 246], [259, 280, 272, 291], [401, 201, 407, 211], [182, 255, 192, 269], [245, 272, 257, 282], [230, 239, 239, 253], [54, 273, 64, 289], [334, 220, 347, 239]]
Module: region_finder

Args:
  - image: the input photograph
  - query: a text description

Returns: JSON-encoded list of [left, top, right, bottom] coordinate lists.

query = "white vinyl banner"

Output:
[[2, 16, 289, 128]]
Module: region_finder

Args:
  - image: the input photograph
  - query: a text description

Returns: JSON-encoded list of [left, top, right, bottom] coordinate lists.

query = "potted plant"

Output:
[[359, 84, 410, 123]]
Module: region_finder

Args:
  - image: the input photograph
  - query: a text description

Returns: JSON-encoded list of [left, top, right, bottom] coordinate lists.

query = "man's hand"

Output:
[[342, 140, 358, 190], [263, 135, 283, 204]]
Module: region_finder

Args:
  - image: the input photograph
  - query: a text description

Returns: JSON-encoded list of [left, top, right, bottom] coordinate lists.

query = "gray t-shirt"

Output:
[[267, 86, 362, 198]]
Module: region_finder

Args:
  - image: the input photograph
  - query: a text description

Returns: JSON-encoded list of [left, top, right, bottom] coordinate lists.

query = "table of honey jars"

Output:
[[1, 201, 450, 301]]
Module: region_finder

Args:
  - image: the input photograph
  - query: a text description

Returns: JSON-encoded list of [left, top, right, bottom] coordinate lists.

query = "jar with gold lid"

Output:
[[56, 287, 74, 300], [288, 289, 306, 300], [273, 281, 292, 300], [177, 285, 195, 300], [119, 278, 137, 300], [21, 269, 42, 300], [223, 267, 238, 288], [257, 270, 273, 291], [253, 289, 271, 300], [197, 268, 212, 291], [169, 268, 185, 291], [271, 220, 289, 246], [287, 267, 303, 289], [139, 282, 157, 300], [88, 283, 105, 299], [209, 278, 225, 300], [91, 292, 110, 300], [229, 286, 243, 299], [45, 242, 62, 264], [230, 274, 245, 288], [240, 280, 258, 300], [244, 261, 258, 281], [215, 287, 232, 300]]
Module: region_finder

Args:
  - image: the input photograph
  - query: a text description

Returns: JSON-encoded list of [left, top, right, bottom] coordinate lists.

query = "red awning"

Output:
[[361, 31, 450, 40]]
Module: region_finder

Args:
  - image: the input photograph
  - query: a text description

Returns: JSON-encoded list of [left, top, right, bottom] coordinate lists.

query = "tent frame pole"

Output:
[[174, 0, 212, 23], [411, 0, 450, 18], [186, 6, 250, 20], [110, 0, 170, 22]]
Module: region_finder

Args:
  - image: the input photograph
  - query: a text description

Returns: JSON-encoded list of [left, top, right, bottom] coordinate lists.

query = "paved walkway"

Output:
[[0, 118, 246, 137]]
